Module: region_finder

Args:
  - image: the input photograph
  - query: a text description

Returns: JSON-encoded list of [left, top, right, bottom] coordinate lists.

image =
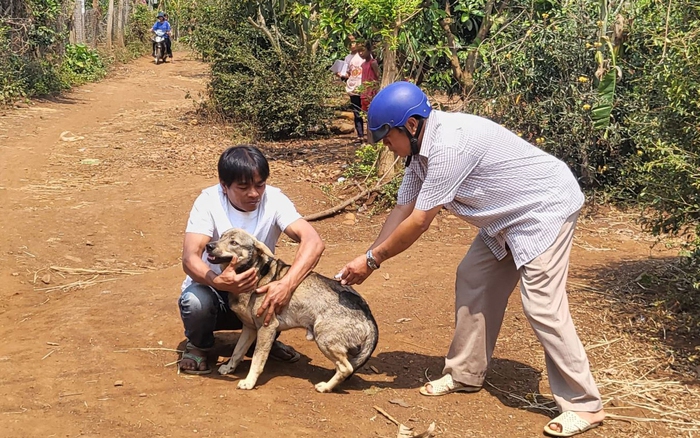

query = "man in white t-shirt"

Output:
[[179, 145, 325, 374]]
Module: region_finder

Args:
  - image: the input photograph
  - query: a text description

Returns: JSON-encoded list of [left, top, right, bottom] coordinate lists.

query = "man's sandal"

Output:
[[543, 411, 602, 437], [419, 374, 481, 396], [179, 352, 212, 375], [269, 341, 301, 363]]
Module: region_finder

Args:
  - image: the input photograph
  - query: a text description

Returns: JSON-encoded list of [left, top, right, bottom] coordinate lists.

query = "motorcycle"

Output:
[[152, 30, 168, 64]]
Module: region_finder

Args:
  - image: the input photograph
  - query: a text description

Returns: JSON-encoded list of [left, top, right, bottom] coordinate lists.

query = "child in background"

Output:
[[359, 42, 380, 112], [344, 40, 366, 142]]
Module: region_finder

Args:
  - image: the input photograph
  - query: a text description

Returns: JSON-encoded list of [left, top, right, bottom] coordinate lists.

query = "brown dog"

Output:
[[206, 228, 379, 392]]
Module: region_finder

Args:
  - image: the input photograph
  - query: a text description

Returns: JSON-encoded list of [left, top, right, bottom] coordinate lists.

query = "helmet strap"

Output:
[[400, 117, 425, 167]]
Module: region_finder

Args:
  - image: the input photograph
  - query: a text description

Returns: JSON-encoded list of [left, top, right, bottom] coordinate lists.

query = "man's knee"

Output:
[[179, 284, 218, 319]]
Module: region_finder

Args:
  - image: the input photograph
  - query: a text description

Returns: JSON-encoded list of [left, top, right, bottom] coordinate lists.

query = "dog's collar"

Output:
[[234, 257, 274, 278]]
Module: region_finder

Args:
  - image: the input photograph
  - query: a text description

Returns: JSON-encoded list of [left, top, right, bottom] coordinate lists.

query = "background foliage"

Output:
[[459, 0, 699, 312], [0, 0, 153, 104], [3, 0, 698, 314], [190, 0, 337, 139]]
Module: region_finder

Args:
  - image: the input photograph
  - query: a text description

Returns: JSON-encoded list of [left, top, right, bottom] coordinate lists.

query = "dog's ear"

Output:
[[252, 239, 275, 259]]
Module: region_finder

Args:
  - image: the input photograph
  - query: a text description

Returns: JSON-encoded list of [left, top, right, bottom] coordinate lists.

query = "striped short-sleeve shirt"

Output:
[[397, 110, 584, 268]]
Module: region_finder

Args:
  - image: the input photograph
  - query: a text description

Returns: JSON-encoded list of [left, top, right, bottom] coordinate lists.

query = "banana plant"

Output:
[[591, 0, 627, 134], [591, 38, 621, 132]]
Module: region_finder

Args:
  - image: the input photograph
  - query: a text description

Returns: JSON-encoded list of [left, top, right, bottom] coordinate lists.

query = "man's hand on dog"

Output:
[[256, 280, 293, 326], [336, 254, 373, 285], [212, 262, 259, 294]]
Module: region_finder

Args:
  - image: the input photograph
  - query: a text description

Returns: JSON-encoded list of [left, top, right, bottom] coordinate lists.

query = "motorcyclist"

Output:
[[151, 12, 172, 61]]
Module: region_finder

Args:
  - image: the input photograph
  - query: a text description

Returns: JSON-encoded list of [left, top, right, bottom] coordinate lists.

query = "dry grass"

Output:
[[32, 265, 151, 292]]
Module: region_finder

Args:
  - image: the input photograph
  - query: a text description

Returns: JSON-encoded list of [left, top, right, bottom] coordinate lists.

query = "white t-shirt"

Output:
[[181, 184, 302, 291], [345, 53, 364, 95]]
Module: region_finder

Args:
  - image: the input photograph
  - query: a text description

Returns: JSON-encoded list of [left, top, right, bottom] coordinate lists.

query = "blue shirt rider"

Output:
[[151, 12, 172, 59]]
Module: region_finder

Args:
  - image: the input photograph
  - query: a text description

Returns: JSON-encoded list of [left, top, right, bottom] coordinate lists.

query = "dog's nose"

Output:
[[205, 242, 215, 253]]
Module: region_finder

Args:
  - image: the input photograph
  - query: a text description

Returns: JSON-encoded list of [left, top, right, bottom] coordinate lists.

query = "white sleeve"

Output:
[[185, 192, 215, 237], [415, 144, 480, 211], [274, 191, 303, 232], [397, 165, 422, 205]]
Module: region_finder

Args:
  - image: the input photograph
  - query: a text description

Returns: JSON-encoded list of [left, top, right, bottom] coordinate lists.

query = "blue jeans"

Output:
[[178, 283, 243, 350]]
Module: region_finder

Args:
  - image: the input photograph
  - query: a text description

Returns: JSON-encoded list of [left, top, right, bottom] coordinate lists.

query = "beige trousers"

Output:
[[443, 211, 603, 412]]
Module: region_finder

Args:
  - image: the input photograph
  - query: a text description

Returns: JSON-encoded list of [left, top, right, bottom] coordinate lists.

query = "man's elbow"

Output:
[[412, 215, 434, 234], [314, 236, 326, 258]]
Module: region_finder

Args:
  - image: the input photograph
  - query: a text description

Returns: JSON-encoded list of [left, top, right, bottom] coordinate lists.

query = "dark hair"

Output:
[[217, 145, 270, 186]]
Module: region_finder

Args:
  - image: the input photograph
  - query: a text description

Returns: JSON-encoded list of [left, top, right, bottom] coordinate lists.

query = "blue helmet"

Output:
[[367, 81, 432, 144]]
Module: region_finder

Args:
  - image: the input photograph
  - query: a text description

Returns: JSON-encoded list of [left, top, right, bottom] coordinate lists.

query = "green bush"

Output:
[[209, 45, 336, 140], [343, 143, 403, 211], [0, 25, 25, 103], [191, 1, 337, 140], [61, 43, 105, 83], [620, 1, 700, 289], [465, 0, 627, 190], [465, 0, 699, 308], [21, 57, 67, 95], [344, 144, 380, 179], [129, 4, 157, 43]]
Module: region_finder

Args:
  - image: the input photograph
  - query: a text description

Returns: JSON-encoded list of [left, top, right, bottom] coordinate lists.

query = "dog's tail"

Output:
[[348, 312, 379, 374]]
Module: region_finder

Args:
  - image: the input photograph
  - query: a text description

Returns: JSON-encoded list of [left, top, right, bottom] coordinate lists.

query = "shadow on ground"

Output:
[[175, 336, 554, 409]]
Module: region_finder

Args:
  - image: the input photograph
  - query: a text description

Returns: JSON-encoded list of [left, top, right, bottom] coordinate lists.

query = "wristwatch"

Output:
[[366, 250, 380, 270]]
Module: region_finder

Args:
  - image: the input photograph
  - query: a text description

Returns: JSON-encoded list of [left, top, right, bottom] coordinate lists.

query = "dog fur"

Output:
[[206, 228, 379, 393]]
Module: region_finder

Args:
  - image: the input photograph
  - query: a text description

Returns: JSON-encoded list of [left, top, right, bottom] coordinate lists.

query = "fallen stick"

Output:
[[374, 405, 401, 426], [303, 185, 388, 221], [606, 413, 700, 426], [303, 155, 401, 222], [50, 266, 146, 275], [585, 338, 622, 351], [113, 348, 183, 353]]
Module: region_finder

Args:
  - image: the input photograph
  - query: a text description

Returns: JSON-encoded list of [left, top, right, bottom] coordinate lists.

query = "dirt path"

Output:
[[0, 52, 696, 437]]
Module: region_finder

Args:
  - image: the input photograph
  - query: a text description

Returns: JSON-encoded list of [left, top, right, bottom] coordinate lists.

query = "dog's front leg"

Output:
[[218, 326, 256, 375], [237, 321, 278, 390]]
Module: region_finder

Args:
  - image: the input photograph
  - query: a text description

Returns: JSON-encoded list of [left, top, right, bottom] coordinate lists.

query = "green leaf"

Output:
[[591, 69, 616, 130]]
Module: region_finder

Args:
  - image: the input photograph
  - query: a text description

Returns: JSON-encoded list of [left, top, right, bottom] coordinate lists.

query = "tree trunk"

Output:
[[377, 145, 402, 179], [465, 0, 497, 77], [91, 0, 100, 48], [377, 25, 403, 179], [379, 26, 400, 88], [71, 0, 85, 44], [438, 2, 472, 92], [116, 0, 124, 47], [106, 0, 114, 49]]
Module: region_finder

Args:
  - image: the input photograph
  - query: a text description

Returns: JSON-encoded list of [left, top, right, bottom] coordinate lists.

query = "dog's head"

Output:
[[205, 228, 275, 273]]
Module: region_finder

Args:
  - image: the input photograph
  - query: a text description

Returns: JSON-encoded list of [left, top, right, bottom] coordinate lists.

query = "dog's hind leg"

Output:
[[314, 345, 354, 393], [218, 326, 256, 375], [237, 322, 278, 390]]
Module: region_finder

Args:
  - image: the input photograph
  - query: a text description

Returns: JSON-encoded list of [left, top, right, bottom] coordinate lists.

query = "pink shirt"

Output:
[[361, 58, 379, 83]]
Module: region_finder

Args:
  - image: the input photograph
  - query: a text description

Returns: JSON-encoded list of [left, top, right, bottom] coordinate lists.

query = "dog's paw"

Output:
[[218, 364, 234, 375], [305, 328, 315, 341], [237, 379, 256, 390], [314, 381, 334, 393]]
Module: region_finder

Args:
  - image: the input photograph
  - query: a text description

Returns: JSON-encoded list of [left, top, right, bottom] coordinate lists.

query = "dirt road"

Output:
[[0, 52, 695, 437]]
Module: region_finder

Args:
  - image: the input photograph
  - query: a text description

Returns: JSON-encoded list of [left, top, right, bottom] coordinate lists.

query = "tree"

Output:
[[347, 0, 423, 176], [72, 0, 86, 44], [106, 0, 114, 49], [116, 0, 125, 47]]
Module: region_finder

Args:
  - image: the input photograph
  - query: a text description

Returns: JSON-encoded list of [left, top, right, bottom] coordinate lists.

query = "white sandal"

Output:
[[544, 411, 602, 437], [419, 374, 481, 396]]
